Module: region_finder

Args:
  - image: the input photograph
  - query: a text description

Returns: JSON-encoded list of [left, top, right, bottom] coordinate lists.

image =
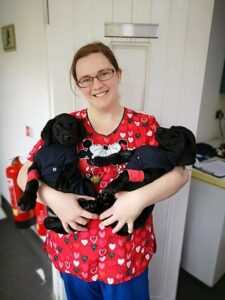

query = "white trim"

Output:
[[52, 266, 67, 300]]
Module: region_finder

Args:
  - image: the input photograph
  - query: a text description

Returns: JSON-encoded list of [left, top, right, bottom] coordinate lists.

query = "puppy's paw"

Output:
[[56, 179, 70, 192], [78, 198, 98, 213], [97, 191, 115, 213], [90, 157, 109, 167], [101, 188, 116, 201], [44, 217, 68, 234], [18, 191, 37, 211]]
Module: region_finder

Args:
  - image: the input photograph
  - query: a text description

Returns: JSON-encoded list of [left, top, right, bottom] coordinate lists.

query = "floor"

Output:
[[176, 268, 225, 300], [1, 197, 225, 300], [0, 197, 54, 300]]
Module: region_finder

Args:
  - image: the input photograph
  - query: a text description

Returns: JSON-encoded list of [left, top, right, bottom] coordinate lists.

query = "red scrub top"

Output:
[[28, 107, 159, 284]]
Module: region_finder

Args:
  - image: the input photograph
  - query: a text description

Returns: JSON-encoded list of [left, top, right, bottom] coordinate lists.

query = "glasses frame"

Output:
[[77, 68, 115, 88]]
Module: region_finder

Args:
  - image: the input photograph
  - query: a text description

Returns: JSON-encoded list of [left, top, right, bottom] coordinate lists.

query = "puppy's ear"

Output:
[[172, 126, 196, 165], [180, 127, 197, 165], [77, 120, 87, 141], [41, 118, 55, 144]]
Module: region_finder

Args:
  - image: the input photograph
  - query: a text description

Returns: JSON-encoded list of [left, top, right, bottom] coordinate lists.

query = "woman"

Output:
[[18, 42, 189, 300]]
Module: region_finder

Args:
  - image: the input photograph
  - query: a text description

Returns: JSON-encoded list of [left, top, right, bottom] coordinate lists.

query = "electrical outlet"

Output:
[[25, 125, 32, 137]]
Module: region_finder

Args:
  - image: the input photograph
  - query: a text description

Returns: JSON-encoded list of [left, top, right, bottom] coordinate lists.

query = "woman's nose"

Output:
[[92, 77, 104, 89]]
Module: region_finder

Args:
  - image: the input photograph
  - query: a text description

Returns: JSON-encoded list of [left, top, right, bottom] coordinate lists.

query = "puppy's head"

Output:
[[155, 126, 196, 166], [41, 113, 86, 145]]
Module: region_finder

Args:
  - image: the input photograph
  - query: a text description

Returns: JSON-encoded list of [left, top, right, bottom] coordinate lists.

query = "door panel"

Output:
[[111, 41, 151, 112]]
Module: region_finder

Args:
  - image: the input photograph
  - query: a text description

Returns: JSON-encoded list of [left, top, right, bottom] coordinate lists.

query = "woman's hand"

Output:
[[47, 191, 98, 234], [99, 166, 189, 234], [17, 161, 98, 234], [38, 185, 99, 234], [99, 190, 144, 234]]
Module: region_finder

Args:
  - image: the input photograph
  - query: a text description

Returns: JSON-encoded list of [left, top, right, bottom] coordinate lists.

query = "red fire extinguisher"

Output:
[[35, 202, 48, 236], [5, 157, 36, 228]]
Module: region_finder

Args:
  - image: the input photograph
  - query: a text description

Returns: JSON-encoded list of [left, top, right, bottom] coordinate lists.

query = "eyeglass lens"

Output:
[[78, 69, 114, 87]]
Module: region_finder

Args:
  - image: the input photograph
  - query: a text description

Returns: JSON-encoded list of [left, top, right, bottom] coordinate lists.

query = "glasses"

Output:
[[77, 68, 115, 88]]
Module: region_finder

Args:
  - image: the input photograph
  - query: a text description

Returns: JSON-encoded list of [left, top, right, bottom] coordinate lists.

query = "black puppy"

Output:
[[79, 126, 196, 235], [18, 113, 97, 234]]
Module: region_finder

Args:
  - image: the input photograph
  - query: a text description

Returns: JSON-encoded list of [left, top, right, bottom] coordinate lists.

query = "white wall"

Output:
[[196, 0, 225, 142], [0, 0, 50, 199]]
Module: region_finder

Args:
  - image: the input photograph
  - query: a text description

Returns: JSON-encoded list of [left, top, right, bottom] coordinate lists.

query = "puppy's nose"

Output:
[[63, 135, 71, 142]]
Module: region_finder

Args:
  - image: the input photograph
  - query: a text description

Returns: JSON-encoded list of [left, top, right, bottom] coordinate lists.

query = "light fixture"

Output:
[[104, 23, 159, 39]]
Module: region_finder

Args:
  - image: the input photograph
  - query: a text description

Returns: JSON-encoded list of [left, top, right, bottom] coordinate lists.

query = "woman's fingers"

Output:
[[112, 220, 125, 234], [77, 194, 96, 201], [127, 222, 134, 234], [111, 221, 134, 234], [68, 222, 88, 232], [76, 217, 89, 226], [62, 221, 88, 233], [99, 208, 113, 221], [62, 222, 73, 234], [100, 215, 115, 227], [81, 210, 98, 220], [70, 223, 88, 232]]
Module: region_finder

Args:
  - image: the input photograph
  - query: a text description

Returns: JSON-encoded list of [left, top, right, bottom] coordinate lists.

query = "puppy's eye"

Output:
[[55, 123, 62, 129], [70, 122, 77, 129]]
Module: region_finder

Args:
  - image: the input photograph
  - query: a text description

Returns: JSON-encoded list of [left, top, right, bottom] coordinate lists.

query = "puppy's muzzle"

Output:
[[63, 134, 72, 142]]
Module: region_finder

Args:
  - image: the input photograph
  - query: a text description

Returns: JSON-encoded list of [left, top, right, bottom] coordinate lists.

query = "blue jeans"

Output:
[[61, 268, 150, 300]]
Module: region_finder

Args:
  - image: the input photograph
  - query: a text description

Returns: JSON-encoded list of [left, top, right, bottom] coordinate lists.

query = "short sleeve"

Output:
[[146, 115, 159, 146], [27, 139, 44, 161]]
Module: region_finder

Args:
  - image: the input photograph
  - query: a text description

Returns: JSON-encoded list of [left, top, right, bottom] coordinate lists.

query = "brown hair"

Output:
[[70, 42, 120, 83]]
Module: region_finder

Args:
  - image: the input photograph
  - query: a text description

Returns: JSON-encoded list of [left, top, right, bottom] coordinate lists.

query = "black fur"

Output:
[[18, 113, 96, 234], [19, 120, 196, 236], [79, 126, 196, 235]]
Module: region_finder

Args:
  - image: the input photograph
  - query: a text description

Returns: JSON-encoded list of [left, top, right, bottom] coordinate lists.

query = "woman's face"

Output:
[[75, 53, 122, 111]]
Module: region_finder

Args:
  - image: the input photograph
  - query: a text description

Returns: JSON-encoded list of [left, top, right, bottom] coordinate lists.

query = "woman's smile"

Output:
[[92, 90, 109, 98], [76, 53, 121, 110]]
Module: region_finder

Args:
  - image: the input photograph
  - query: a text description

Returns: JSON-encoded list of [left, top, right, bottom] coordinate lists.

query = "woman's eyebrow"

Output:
[[79, 68, 111, 78]]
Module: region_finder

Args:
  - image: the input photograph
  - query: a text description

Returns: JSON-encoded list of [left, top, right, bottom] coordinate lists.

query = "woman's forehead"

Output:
[[76, 53, 112, 77]]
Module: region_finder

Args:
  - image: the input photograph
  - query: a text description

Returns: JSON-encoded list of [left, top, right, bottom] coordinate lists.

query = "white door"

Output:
[[111, 41, 151, 112]]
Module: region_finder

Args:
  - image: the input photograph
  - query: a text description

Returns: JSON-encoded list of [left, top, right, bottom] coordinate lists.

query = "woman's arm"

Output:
[[133, 166, 189, 207], [99, 166, 189, 233], [17, 161, 33, 191], [17, 161, 98, 233]]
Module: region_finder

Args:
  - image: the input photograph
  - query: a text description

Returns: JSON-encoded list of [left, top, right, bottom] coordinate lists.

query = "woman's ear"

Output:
[[116, 68, 122, 83], [41, 118, 55, 144]]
